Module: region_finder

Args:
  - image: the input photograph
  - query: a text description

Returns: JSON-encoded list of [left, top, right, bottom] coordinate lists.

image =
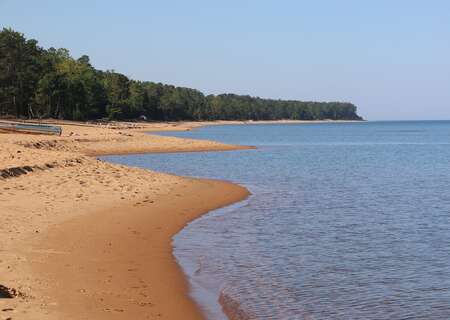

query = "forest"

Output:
[[0, 28, 362, 121]]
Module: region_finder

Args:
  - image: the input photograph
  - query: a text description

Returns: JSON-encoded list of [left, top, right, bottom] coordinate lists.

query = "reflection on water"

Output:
[[104, 121, 450, 319]]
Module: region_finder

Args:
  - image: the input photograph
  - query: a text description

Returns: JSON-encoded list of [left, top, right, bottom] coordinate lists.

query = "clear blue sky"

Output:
[[1, 0, 449, 120]]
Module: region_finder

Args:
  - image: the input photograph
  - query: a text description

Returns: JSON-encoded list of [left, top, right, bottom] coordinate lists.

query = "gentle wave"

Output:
[[219, 290, 255, 320]]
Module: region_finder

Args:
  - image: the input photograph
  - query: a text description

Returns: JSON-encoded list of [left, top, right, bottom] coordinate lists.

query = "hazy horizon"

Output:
[[1, 0, 449, 121]]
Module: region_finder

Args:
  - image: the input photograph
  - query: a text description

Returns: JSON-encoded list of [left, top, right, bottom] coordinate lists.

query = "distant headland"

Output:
[[0, 28, 362, 122]]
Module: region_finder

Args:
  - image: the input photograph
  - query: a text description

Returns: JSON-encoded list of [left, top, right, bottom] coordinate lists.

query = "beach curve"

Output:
[[0, 121, 252, 319]]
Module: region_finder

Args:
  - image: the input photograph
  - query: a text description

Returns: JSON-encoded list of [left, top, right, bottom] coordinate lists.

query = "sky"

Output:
[[1, 0, 449, 120]]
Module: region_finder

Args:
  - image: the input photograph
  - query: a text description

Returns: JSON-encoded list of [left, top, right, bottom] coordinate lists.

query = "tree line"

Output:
[[0, 28, 362, 121]]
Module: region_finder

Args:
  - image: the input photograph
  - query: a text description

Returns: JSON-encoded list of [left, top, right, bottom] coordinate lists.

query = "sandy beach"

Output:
[[0, 121, 250, 319], [0, 119, 360, 319]]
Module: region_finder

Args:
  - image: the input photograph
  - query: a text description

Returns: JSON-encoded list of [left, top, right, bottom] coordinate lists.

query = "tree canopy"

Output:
[[0, 28, 362, 121]]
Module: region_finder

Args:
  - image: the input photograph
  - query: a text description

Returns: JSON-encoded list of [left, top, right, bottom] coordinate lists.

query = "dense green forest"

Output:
[[0, 28, 362, 121]]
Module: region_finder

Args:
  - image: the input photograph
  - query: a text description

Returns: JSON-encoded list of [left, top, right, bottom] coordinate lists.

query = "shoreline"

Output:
[[0, 121, 252, 319], [0, 119, 359, 319], [29, 178, 250, 319]]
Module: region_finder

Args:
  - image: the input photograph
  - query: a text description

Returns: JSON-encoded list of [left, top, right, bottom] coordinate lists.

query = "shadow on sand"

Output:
[[0, 285, 15, 298]]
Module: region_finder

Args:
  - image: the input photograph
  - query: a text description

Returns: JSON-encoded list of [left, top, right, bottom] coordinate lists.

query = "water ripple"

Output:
[[106, 121, 450, 319]]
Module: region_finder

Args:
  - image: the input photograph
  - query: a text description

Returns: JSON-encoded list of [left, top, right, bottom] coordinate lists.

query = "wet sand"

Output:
[[0, 121, 250, 319]]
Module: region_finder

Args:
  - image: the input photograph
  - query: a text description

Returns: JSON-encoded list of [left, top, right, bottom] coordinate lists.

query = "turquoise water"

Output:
[[104, 121, 450, 319]]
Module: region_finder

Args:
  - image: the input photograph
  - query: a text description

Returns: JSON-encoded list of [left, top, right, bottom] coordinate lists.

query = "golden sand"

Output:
[[0, 121, 251, 319]]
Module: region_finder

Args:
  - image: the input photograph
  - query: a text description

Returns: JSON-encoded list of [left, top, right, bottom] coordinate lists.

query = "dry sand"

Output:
[[0, 121, 251, 320]]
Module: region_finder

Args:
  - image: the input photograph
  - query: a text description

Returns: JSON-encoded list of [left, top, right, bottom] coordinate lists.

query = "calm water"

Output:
[[104, 121, 450, 319]]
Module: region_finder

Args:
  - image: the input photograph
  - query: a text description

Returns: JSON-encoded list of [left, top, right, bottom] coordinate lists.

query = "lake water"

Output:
[[104, 121, 450, 319]]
